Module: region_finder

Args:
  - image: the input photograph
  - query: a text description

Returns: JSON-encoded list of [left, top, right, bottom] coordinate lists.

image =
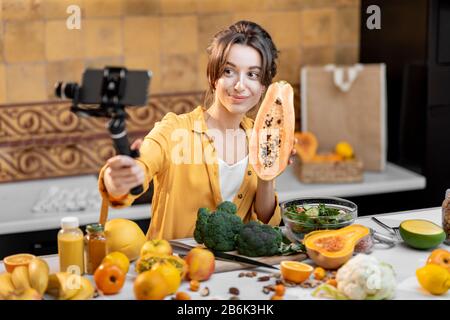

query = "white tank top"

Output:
[[218, 155, 249, 202]]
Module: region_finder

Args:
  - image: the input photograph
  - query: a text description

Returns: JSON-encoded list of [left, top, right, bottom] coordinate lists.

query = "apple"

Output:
[[140, 239, 173, 257], [184, 247, 215, 281]]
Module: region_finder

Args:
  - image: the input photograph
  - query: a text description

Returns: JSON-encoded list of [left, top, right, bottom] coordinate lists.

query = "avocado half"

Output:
[[399, 219, 445, 249]]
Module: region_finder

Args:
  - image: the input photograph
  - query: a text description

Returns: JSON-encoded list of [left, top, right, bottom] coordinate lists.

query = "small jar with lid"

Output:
[[443, 189, 450, 245], [84, 223, 107, 275]]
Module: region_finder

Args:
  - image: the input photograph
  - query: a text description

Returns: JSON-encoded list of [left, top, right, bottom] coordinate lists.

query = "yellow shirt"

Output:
[[98, 106, 281, 240]]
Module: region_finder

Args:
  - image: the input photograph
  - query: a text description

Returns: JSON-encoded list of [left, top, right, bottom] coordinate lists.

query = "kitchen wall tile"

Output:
[[228, 0, 271, 12], [335, 45, 359, 65], [46, 60, 85, 100], [4, 21, 45, 62], [85, 56, 124, 69], [275, 48, 302, 84], [6, 63, 47, 103], [84, 0, 124, 17], [196, 0, 231, 14], [161, 0, 197, 14], [124, 53, 161, 94], [336, 0, 360, 6], [161, 54, 199, 92], [124, 17, 160, 57], [301, 8, 336, 47], [298, 0, 337, 9], [0, 22, 3, 63], [197, 51, 209, 91], [198, 14, 234, 53], [124, 0, 160, 16], [42, 0, 84, 19], [84, 18, 123, 58], [161, 16, 198, 55], [231, 12, 302, 50], [2, 0, 43, 20], [264, 0, 304, 11], [46, 20, 84, 61], [336, 6, 360, 45], [0, 64, 6, 103], [301, 46, 335, 66]]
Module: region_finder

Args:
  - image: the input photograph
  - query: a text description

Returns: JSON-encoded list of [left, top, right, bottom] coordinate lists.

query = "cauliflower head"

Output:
[[336, 254, 396, 300]]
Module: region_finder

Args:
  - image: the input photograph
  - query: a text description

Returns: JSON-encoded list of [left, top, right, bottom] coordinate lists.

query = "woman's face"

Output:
[[214, 44, 265, 115]]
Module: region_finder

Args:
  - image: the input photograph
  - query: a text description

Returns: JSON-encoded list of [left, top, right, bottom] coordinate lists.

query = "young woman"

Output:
[[98, 20, 296, 240]]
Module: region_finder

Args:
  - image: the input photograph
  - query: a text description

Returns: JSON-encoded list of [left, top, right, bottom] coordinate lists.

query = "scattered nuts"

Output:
[[257, 276, 271, 282], [300, 279, 321, 289], [229, 295, 240, 300], [200, 287, 210, 297], [275, 279, 283, 285], [190, 280, 200, 292], [175, 292, 191, 300], [238, 272, 245, 278], [262, 287, 271, 295], [229, 287, 240, 295]]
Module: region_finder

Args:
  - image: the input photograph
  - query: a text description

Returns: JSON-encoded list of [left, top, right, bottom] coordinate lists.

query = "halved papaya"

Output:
[[249, 81, 295, 180]]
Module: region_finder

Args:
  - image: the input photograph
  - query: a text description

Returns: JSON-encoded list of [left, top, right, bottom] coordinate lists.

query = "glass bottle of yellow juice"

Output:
[[58, 217, 84, 274]]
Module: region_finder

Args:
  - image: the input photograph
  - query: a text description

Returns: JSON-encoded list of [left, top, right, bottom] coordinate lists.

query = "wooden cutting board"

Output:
[[171, 238, 308, 274]]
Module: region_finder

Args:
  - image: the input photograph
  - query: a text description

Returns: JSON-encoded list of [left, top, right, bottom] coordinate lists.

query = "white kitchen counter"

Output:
[[1, 207, 447, 300], [0, 162, 425, 235]]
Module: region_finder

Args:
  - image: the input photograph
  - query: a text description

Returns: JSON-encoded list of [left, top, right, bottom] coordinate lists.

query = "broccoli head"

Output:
[[236, 221, 283, 257], [193, 201, 243, 251], [193, 207, 210, 244], [216, 201, 237, 215]]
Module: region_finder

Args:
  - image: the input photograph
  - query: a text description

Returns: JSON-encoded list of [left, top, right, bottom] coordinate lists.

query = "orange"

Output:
[[102, 251, 130, 274], [94, 262, 125, 295], [280, 261, 313, 284], [151, 262, 181, 294], [134, 269, 170, 300], [3, 254, 36, 273]]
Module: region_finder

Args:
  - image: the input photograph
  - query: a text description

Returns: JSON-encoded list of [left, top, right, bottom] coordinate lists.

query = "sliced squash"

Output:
[[294, 132, 318, 162], [249, 81, 295, 180], [304, 224, 370, 269]]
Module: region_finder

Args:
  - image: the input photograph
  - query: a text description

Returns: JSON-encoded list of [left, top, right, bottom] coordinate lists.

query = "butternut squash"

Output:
[[294, 131, 318, 162], [304, 224, 370, 269], [249, 81, 295, 180]]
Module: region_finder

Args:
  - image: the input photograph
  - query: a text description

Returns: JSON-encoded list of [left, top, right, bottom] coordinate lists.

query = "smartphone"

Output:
[[79, 68, 152, 106]]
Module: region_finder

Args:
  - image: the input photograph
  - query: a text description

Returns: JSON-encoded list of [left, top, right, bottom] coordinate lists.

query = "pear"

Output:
[[46, 272, 80, 300], [28, 258, 49, 295], [11, 266, 31, 291], [70, 277, 95, 300], [0, 273, 15, 298]]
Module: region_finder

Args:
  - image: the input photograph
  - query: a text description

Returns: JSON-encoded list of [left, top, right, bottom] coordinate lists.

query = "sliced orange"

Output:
[[3, 253, 36, 273], [280, 260, 313, 284]]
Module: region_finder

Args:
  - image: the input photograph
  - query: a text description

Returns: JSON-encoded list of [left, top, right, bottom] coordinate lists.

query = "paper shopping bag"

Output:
[[300, 64, 387, 171]]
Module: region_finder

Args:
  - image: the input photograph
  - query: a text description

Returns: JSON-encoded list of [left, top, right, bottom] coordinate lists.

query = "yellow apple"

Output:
[[102, 251, 130, 275], [140, 239, 173, 257]]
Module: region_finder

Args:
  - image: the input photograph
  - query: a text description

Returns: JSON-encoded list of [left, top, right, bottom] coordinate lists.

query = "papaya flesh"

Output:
[[249, 81, 295, 180]]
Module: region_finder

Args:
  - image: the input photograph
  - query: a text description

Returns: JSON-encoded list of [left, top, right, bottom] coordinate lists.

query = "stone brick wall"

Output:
[[0, 0, 359, 182]]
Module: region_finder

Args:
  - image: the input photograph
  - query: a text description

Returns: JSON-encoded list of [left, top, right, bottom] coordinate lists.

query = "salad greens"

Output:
[[284, 203, 354, 235]]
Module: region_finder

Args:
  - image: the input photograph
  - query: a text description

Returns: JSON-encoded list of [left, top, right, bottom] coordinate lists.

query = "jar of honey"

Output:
[[84, 223, 107, 275]]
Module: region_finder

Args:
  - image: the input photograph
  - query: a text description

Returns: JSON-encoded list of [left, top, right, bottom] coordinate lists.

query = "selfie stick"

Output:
[[70, 67, 144, 196]]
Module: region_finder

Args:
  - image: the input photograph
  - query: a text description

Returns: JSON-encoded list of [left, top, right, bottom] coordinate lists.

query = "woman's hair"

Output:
[[204, 20, 279, 108]]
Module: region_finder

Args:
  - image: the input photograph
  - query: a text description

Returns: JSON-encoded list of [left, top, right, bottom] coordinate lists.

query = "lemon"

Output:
[[335, 141, 354, 159], [416, 264, 450, 295]]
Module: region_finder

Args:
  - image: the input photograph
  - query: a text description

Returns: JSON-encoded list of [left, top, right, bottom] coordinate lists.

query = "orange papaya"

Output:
[[249, 81, 295, 180]]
